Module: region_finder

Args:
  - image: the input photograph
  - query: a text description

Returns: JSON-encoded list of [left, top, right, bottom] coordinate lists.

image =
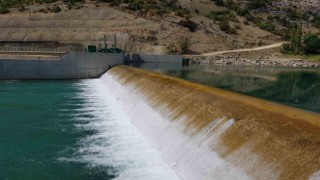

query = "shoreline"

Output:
[[183, 55, 320, 67]]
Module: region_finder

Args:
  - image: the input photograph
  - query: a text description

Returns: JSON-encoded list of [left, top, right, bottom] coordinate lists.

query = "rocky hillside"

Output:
[[0, 0, 318, 54]]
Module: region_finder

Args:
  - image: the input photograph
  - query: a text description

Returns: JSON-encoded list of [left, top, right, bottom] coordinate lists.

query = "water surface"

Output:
[[0, 80, 177, 179], [130, 63, 320, 113]]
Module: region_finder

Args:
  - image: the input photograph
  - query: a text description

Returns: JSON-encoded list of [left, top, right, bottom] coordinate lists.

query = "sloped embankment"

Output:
[[101, 65, 320, 180]]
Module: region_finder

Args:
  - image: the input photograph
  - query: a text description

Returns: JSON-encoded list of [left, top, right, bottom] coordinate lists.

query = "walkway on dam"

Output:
[[0, 51, 66, 60]]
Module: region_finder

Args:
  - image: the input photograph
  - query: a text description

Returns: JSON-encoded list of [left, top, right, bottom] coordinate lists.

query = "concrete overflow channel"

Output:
[[0, 52, 182, 80]]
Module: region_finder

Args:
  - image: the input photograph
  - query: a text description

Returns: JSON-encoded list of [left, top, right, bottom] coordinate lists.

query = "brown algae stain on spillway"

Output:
[[108, 65, 320, 179]]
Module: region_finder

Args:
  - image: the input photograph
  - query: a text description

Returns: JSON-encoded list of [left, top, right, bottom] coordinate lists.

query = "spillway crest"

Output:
[[101, 65, 320, 180]]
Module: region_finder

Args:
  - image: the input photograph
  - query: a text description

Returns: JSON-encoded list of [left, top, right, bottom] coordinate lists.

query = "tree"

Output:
[[289, 24, 303, 54], [303, 34, 320, 54], [177, 36, 191, 54]]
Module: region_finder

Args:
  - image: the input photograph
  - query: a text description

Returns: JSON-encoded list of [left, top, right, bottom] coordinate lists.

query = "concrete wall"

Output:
[[0, 52, 125, 80], [0, 52, 182, 80], [126, 54, 182, 63]]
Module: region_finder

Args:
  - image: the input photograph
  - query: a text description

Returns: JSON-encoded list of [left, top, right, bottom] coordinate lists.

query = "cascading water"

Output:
[[2, 65, 319, 180], [100, 74, 250, 180], [61, 80, 179, 180], [99, 65, 320, 180]]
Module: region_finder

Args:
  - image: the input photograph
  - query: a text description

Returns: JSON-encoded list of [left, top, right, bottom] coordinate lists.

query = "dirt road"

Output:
[[189, 42, 285, 56]]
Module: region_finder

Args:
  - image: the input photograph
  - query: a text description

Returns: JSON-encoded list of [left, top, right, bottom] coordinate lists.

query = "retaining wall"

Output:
[[0, 52, 125, 80], [126, 54, 182, 63], [0, 52, 183, 80]]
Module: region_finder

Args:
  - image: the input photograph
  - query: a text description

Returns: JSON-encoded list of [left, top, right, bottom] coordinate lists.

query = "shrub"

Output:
[[219, 21, 237, 34], [219, 21, 230, 31], [211, 0, 224, 6], [258, 21, 275, 32], [284, 8, 301, 20], [0, 5, 10, 14], [166, 42, 178, 54], [177, 36, 191, 54], [52, 5, 61, 13], [236, 7, 249, 16], [303, 34, 320, 54], [281, 43, 292, 54], [246, 0, 271, 10], [18, 5, 26, 12], [245, 13, 255, 22], [207, 10, 236, 22], [225, 0, 237, 10], [235, 24, 241, 29], [175, 8, 191, 19], [67, 2, 73, 10], [312, 16, 320, 28]]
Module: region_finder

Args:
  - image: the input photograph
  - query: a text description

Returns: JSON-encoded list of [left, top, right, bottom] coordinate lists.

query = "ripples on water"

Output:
[[0, 80, 177, 180]]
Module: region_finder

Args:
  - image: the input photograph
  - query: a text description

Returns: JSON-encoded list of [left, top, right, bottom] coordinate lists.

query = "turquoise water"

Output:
[[0, 80, 116, 179], [131, 63, 320, 113], [0, 80, 177, 180], [1, 64, 319, 179]]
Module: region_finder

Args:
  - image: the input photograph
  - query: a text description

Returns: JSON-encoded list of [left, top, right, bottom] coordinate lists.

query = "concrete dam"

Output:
[[99, 65, 320, 180], [1, 54, 319, 179], [0, 52, 182, 79]]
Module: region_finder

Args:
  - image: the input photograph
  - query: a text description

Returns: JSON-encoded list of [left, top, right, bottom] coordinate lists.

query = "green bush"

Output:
[[236, 7, 249, 16], [207, 10, 236, 22], [219, 21, 237, 34], [281, 43, 292, 54], [225, 0, 237, 10], [245, 13, 255, 22], [258, 21, 275, 32], [246, 0, 271, 10], [234, 24, 241, 29], [284, 8, 301, 20], [0, 5, 10, 14], [177, 36, 191, 54], [211, 0, 224, 6], [312, 16, 320, 28], [303, 34, 320, 54], [18, 5, 26, 12], [52, 5, 61, 13], [175, 7, 191, 19]]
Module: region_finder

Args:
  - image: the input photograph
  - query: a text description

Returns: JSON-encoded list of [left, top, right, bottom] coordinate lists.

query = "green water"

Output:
[[1, 64, 319, 179], [0, 80, 116, 179], [0, 79, 179, 180], [131, 63, 320, 113]]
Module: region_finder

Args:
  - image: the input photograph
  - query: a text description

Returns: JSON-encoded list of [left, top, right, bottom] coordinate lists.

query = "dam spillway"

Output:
[[1, 64, 319, 179], [100, 65, 320, 180]]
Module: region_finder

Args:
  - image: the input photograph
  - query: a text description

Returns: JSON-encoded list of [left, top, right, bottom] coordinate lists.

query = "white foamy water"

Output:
[[61, 79, 179, 180], [100, 73, 252, 180], [309, 171, 320, 180]]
